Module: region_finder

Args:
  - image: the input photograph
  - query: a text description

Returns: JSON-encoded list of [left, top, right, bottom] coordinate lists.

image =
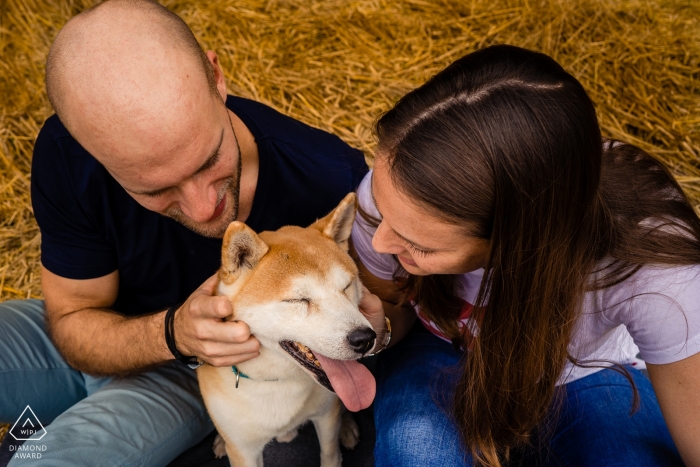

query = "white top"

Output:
[[352, 171, 700, 384]]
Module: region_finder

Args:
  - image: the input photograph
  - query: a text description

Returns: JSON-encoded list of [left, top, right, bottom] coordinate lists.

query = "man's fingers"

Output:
[[197, 273, 220, 296], [214, 320, 253, 343], [194, 319, 253, 343], [190, 295, 232, 320], [199, 336, 260, 362], [207, 351, 261, 368]]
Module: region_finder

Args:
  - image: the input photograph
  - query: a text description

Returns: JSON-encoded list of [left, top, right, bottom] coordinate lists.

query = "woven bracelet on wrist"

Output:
[[164, 304, 202, 369]]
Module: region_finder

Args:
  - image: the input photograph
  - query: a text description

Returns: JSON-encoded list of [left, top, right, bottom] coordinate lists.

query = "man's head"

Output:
[[46, 0, 242, 238]]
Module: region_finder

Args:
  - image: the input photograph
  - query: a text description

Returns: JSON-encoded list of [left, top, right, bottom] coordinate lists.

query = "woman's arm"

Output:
[[350, 241, 417, 347], [647, 352, 700, 465]]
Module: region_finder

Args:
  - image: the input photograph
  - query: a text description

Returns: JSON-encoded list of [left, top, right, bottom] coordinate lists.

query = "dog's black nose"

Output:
[[347, 327, 377, 354]]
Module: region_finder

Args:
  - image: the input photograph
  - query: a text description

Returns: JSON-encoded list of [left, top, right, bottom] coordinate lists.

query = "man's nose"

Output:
[[178, 179, 219, 223], [372, 221, 404, 255]]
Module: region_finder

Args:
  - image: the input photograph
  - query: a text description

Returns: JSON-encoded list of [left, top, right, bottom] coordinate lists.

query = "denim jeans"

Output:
[[374, 322, 685, 467], [0, 300, 214, 467]]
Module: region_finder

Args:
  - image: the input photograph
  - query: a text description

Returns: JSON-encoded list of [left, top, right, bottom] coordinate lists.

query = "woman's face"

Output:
[[370, 158, 490, 276]]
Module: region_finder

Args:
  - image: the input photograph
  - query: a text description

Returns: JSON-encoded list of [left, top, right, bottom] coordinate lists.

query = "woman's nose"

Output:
[[372, 221, 404, 255]]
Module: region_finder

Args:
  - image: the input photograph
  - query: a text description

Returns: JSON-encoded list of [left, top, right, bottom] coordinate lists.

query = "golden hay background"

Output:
[[0, 0, 699, 439]]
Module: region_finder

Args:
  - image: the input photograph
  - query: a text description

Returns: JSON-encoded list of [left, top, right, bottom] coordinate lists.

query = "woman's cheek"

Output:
[[422, 256, 470, 275], [412, 257, 445, 275]]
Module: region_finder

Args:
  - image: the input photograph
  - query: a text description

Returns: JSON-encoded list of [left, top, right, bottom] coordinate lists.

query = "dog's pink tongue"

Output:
[[314, 353, 376, 412]]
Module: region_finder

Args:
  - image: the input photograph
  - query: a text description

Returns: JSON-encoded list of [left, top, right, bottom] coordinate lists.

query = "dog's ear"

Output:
[[220, 222, 269, 285], [312, 192, 357, 251]]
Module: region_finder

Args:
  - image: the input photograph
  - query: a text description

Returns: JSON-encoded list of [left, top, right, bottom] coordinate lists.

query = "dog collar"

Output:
[[231, 365, 278, 388]]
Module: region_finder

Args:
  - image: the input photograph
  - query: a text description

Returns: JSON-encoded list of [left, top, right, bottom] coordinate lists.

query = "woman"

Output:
[[354, 45, 700, 466]]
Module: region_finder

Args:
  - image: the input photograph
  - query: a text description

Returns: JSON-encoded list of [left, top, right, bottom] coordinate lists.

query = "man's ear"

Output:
[[312, 192, 357, 251], [205, 50, 227, 103], [220, 222, 269, 285]]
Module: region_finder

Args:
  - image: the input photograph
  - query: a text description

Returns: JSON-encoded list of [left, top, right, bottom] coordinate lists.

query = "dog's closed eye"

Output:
[[343, 281, 359, 300], [284, 298, 311, 306]]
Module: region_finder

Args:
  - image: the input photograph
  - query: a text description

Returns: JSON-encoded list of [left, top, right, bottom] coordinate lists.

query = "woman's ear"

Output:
[[219, 222, 269, 285], [311, 192, 357, 251]]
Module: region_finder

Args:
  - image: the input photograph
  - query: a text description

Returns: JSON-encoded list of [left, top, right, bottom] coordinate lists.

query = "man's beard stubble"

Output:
[[165, 146, 242, 238]]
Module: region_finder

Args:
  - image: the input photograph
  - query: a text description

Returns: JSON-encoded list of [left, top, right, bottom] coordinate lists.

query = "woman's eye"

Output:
[[406, 243, 434, 257]]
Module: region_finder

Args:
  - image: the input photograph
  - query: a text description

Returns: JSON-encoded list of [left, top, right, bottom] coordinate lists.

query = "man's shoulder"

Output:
[[226, 95, 361, 155], [34, 114, 97, 166], [34, 114, 85, 155], [228, 96, 368, 232], [32, 112, 127, 219], [41, 113, 71, 137]]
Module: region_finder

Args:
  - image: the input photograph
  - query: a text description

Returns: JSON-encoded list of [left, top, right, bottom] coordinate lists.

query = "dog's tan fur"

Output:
[[198, 193, 372, 467]]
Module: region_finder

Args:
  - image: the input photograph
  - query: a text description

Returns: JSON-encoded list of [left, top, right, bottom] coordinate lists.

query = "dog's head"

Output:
[[216, 192, 376, 411]]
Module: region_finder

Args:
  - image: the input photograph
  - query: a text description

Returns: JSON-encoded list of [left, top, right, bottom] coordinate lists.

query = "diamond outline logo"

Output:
[[9, 406, 47, 441]]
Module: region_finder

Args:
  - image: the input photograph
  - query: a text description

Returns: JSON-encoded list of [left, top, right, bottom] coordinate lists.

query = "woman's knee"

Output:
[[544, 367, 684, 466], [375, 408, 470, 467]]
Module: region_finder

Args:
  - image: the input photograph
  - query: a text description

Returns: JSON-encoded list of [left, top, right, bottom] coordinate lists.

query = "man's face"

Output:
[[117, 100, 243, 238], [73, 82, 241, 238], [50, 2, 242, 238]]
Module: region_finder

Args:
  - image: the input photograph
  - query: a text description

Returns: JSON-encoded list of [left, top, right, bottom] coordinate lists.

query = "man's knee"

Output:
[[0, 299, 87, 424]]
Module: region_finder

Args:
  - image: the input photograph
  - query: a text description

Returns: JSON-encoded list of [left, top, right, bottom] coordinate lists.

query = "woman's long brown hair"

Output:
[[374, 45, 700, 466]]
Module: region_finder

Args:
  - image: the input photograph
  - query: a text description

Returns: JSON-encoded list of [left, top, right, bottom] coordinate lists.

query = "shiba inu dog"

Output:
[[197, 193, 377, 467]]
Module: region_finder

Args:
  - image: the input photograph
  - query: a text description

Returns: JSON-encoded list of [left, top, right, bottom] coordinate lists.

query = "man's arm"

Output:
[[42, 266, 260, 377]]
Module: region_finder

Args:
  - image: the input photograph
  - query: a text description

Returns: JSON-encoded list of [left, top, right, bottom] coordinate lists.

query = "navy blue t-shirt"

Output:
[[31, 96, 368, 316]]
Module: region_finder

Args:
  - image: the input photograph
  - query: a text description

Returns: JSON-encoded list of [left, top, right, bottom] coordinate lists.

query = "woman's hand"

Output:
[[359, 284, 389, 352]]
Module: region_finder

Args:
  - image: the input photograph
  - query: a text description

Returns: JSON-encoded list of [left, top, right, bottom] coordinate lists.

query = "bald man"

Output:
[[0, 1, 367, 465]]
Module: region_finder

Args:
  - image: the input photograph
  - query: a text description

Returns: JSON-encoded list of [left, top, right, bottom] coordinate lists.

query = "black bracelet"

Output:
[[164, 304, 202, 369]]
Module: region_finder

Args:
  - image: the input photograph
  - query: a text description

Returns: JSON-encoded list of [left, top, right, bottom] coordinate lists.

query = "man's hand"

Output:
[[173, 274, 260, 367], [42, 266, 260, 376]]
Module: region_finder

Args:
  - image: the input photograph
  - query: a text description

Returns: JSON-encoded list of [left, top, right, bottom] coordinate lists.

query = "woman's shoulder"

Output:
[[590, 261, 700, 314], [587, 261, 700, 365]]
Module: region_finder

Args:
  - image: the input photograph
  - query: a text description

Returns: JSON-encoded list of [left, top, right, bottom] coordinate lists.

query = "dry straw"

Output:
[[0, 0, 698, 438], [1, 0, 699, 303]]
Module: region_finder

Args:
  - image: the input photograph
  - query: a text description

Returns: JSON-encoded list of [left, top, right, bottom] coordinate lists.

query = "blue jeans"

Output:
[[0, 300, 214, 467], [374, 322, 684, 467]]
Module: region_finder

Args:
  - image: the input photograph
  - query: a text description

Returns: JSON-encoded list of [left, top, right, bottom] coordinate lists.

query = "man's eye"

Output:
[[141, 188, 170, 198]]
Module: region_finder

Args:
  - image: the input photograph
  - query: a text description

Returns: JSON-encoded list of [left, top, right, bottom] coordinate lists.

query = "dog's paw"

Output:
[[340, 411, 359, 449], [276, 427, 299, 443], [212, 433, 228, 458]]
